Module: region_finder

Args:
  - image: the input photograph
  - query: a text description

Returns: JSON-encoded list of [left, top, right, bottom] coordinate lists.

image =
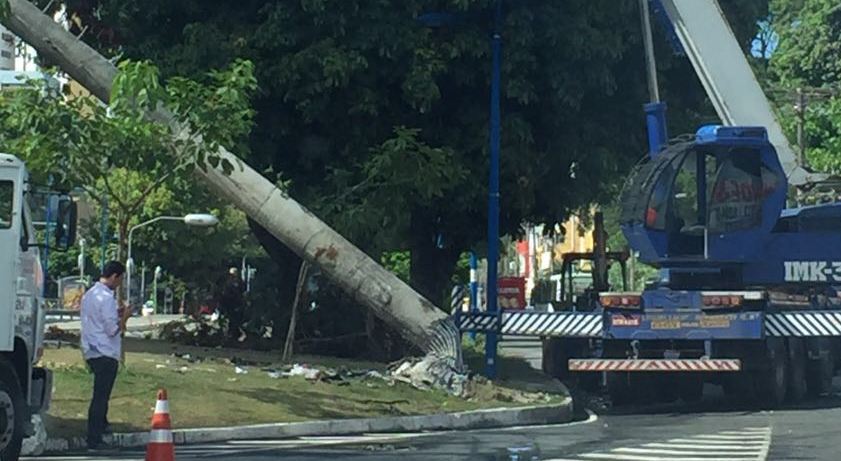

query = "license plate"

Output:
[[700, 316, 731, 328], [651, 319, 681, 329]]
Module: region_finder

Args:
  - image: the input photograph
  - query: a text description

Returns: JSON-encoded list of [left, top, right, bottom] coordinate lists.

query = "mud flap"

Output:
[[29, 367, 52, 414]]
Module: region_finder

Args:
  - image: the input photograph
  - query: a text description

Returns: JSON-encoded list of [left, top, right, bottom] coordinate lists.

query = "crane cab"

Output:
[[620, 126, 788, 271]]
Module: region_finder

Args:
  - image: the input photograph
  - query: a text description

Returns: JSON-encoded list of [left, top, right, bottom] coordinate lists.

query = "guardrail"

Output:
[[45, 309, 80, 322]]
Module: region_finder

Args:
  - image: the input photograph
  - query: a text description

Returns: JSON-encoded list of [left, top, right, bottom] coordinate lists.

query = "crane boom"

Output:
[[657, 0, 823, 186]]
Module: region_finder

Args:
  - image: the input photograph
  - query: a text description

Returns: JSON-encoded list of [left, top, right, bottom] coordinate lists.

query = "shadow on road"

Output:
[[588, 383, 841, 417]]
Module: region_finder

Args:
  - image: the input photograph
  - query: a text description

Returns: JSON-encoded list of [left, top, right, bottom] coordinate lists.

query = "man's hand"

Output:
[[118, 304, 132, 330]]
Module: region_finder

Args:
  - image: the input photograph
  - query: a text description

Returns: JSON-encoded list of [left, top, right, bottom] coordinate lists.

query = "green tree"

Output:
[[0, 59, 258, 300], [769, 0, 841, 174], [54, 0, 768, 308]]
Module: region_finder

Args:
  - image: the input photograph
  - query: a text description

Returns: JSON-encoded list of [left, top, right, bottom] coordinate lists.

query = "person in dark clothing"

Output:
[[220, 267, 246, 341]]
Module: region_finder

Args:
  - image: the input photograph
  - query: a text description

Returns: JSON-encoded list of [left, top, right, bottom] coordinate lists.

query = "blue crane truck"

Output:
[[458, 0, 841, 407], [569, 125, 839, 406]]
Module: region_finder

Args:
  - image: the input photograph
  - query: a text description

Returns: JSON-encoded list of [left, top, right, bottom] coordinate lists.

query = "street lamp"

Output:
[[77, 237, 86, 278], [419, 0, 504, 379], [126, 213, 219, 306], [153, 265, 162, 314]]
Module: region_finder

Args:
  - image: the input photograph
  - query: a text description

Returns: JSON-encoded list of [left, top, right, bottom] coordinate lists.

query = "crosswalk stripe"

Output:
[[614, 447, 758, 457], [580, 453, 749, 461], [551, 426, 770, 461], [661, 439, 765, 448], [643, 443, 762, 450], [692, 434, 767, 441]]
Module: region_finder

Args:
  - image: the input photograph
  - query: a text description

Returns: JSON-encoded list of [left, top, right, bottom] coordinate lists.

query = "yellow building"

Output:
[[553, 213, 595, 265]]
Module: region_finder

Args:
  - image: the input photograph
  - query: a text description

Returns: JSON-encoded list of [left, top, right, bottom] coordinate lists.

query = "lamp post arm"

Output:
[[126, 216, 182, 305]]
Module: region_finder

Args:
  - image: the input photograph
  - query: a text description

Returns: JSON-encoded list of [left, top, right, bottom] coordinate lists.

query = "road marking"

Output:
[[614, 447, 759, 456], [546, 426, 771, 461]]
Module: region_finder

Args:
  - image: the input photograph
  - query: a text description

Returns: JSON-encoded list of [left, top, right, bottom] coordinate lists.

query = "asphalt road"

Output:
[[33, 379, 841, 461], [30, 338, 841, 460]]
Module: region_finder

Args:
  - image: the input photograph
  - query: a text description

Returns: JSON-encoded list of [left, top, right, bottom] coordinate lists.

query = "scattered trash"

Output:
[[365, 370, 386, 380], [267, 370, 281, 379], [44, 326, 79, 342], [286, 363, 321, 380], [388, 355, 468, 396], [235, 366, 248, 375], [178, 366, 189, 373], [155, 364, 166, 369]]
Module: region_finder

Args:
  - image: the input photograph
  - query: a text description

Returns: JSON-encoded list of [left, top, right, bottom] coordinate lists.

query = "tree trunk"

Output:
[[408, 211, 462, 309], [2, 0, 462, 376], [282, 261, 309, 362]]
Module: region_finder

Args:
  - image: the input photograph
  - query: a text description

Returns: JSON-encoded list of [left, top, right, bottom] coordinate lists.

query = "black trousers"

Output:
[[86, 356, 118, 446]]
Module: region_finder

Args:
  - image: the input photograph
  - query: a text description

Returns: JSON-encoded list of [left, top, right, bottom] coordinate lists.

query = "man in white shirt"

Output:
[[80, 261, 130, 451]]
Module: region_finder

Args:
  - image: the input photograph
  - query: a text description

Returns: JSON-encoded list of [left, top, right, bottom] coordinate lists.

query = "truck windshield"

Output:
[[708, 149, 779, 233], [0, 180, 12, 229]]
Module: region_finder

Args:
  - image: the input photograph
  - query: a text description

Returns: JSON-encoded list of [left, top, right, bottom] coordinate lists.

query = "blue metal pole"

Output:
[[644, 101, 668, 159], [485, 0, 502, 379], [100, 196, 108, 272], [469, 251, 478, 341], [43, 195, 52, 297]]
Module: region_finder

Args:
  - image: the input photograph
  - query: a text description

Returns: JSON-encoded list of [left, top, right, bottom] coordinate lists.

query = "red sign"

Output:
[[611, 314, 640, 326], [498, 277, 526, 309]]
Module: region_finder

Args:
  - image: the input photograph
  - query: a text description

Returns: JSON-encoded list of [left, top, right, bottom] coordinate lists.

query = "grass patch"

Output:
[[43, 338, 565, 439]]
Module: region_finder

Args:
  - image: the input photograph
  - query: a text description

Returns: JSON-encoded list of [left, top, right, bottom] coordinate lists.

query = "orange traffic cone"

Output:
[[145, 389, 175, 461]]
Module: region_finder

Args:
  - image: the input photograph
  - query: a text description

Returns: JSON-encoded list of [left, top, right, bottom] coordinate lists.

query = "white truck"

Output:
[[0, 153, 76, 460]]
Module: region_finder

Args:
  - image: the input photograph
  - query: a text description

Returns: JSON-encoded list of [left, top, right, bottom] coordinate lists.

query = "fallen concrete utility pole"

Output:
[[2, 0, 463, 386]]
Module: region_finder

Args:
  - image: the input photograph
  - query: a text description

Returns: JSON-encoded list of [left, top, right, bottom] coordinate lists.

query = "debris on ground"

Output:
[[388, 355, 469, 396], [44, 326, 79, 342], [159, 317, 225, 347], [235, 366, 248, 375]]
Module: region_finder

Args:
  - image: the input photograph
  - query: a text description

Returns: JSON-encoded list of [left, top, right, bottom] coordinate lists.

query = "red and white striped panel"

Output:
[[568, 358, 741, 372]]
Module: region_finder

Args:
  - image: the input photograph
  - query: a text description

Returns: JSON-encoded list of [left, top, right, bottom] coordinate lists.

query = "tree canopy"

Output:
[[35, 0, 768, 308], [769, 0, 841, 174], [0, 59, 260, 302]]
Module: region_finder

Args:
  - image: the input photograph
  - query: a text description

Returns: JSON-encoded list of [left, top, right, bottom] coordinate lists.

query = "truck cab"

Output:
[[0, 153, 75, 460]]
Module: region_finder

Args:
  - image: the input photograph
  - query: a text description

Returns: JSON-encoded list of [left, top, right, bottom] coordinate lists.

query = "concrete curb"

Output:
[[41, 398, 572, 453]]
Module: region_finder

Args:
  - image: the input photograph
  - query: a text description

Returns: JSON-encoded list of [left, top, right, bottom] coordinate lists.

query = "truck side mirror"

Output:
[[54, 198, 77, 250]]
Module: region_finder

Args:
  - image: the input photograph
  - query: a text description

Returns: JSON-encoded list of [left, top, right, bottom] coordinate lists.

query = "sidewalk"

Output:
[[36, 399, 573, 454]]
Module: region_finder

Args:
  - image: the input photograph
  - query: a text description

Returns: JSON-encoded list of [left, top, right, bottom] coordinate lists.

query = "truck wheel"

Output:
[[606, 372, 634, 406], [754, 339, 788, 407], [678, 375, 704, 403], [806, 338, 834, 397], [652, 375, 679, 403], [723, 372, 752, 401], [0, 359, 24, 461], [541, 338, 569, 380], [787, 338, 807, 402]]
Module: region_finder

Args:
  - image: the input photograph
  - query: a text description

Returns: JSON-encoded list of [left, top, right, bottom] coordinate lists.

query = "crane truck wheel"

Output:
[[678, 375, 703, 403], [805, 338, 834, 397], [541, 338, 570, 380], [652, 375, 679, 403], [753, 339, 788, 407], [786, 338, 807, 403], [0, 358, 24, 461], [606, 372, 634, 406]]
